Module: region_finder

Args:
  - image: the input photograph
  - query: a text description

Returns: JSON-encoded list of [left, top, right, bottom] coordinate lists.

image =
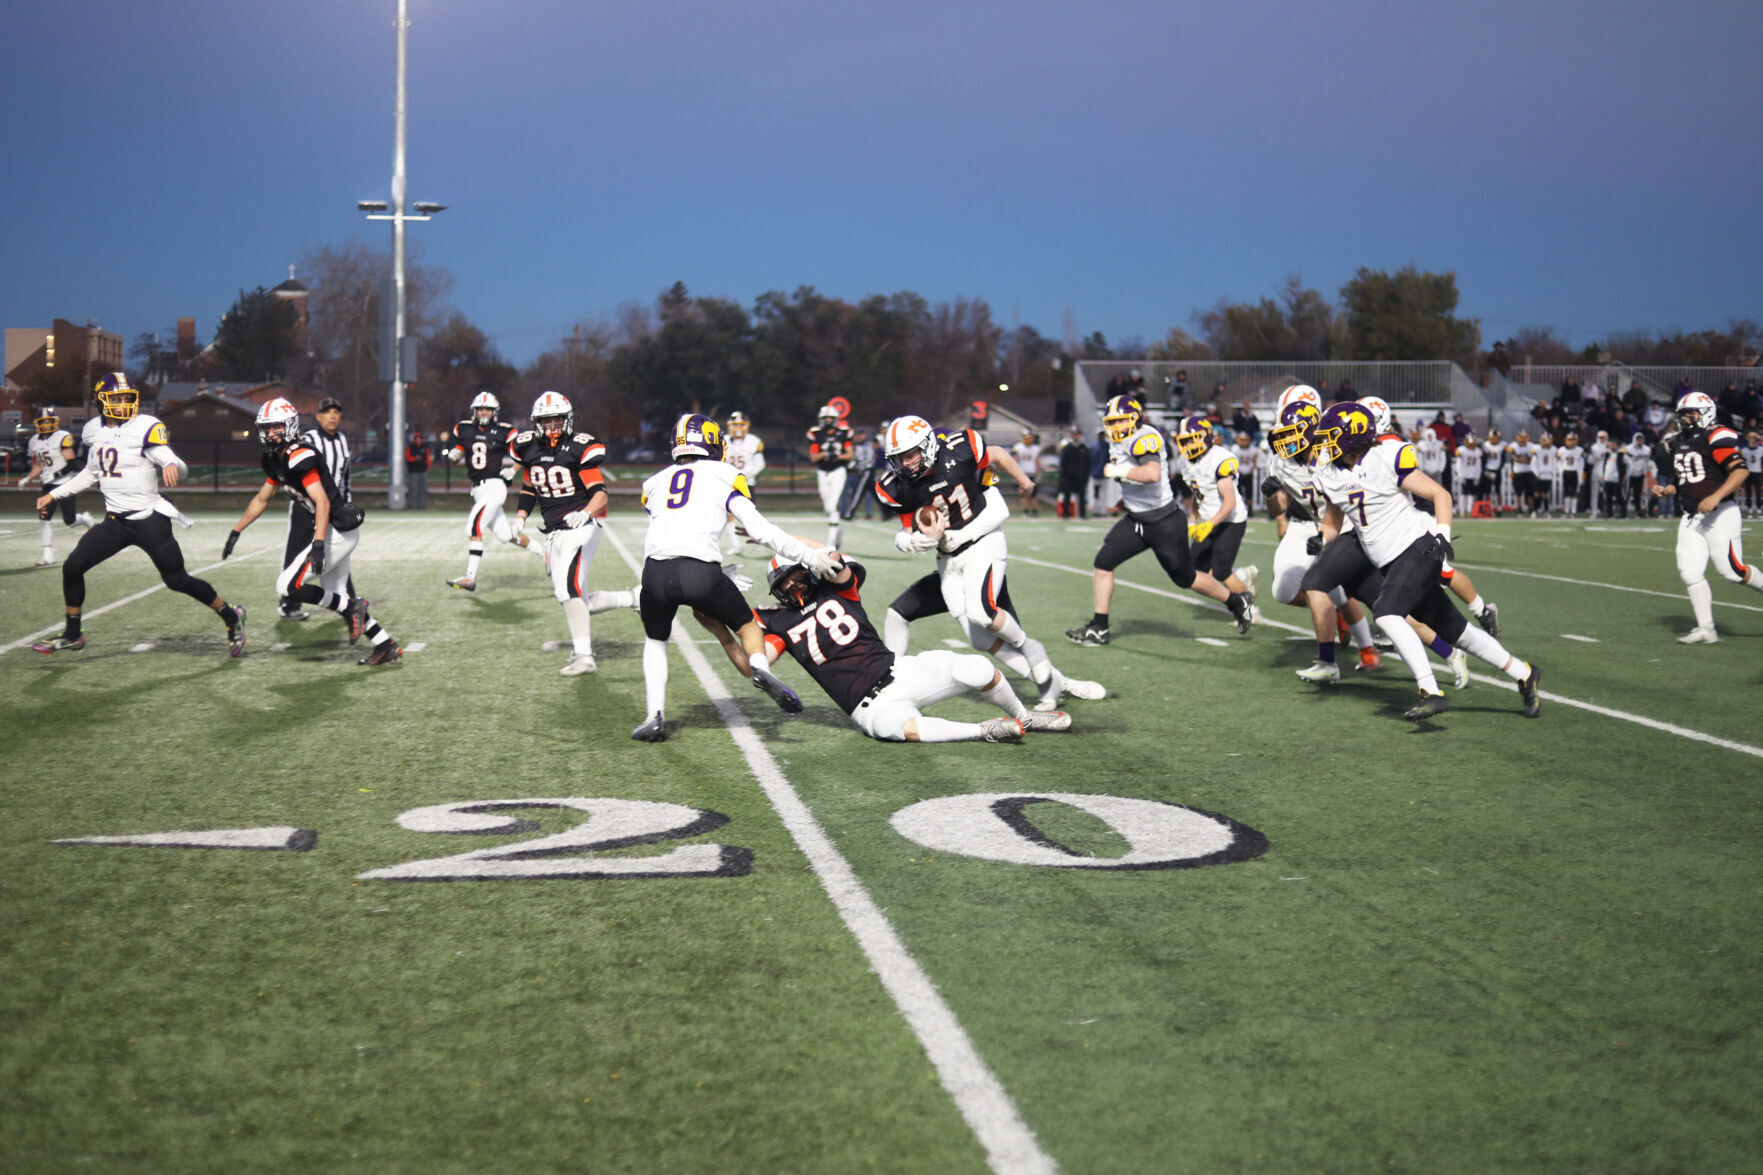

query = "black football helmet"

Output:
[[767, 558, 818, 610]]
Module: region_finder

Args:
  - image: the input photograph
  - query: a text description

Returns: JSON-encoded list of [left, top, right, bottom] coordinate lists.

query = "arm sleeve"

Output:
[[941, 485, 1009, 546], [146, 445, 189, 478], [52, 464, 100, 498], [728, 496, 816, 565]]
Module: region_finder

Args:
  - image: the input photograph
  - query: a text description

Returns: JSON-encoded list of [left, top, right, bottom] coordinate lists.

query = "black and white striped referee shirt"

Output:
[[301, 427, 353, 503]]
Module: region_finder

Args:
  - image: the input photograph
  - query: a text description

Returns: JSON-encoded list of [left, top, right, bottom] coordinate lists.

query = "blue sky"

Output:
[[4, 0, 1759, 368]]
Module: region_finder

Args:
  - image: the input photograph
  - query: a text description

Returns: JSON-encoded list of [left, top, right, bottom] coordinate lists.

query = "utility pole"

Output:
[[359, 0, 445, 508]]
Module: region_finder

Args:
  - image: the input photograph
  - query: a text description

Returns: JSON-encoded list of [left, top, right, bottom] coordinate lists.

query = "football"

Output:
[[915, 504, 943, 530]]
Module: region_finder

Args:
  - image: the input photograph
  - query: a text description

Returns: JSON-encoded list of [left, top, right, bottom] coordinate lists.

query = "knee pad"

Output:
[[951, 653, 996, 690]]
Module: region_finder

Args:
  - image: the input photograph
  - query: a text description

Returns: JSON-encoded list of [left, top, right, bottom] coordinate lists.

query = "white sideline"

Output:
[[0, 542, 280, 656], [601, 527, 1057, 1175], [1005, 551, 1763, 761]]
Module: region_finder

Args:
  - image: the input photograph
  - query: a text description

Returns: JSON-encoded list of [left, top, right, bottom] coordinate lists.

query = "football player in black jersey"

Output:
[[444, 391, 546, 591], [223, 398, 401, 665], [509, 391, 613, 676], [752, 556, 1073, 742], [1658, 391, 1762, 643], [874, 415, 1105, 712], [807, 403, 855, 549]]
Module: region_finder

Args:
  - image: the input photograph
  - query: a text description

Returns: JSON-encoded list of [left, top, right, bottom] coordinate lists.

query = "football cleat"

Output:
[[1064, 623, 1110, 646], [1677, 625, 1718, 645], [73, 512, 95, 529], [277, 607, 309, 621], [1296, 660, 1341, 685], [1227, 592, 1253, 635], [1355, 647, 1383, 673], [1403, 691, 1451, 721], [631, 712, 667, 742], [979, 716, 1025, 743], [1022, 710, 1073, 732], [752, 671, 803, 714], [1517, 662, 1542, 718], [1240, 564, 1259, 603], [1477, 601, 1500, 639], [1446, 647, 1469, 689], [345, 596, 370, 644], [35, 555, 55, 566], [560, 653, 597, 677], [1053, 677, 1106, 708], [358, 641, 402, 667], [32, 634, 85, 654], [447, 576, 477, 592], [226, 605, 247, 658]]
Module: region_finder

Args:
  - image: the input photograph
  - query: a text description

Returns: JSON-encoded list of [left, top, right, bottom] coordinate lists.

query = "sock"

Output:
[[883, 609, 911, 656], [1348, 617, 1376, 650], [1017, 635, 1050, 675], [319, 590, 347, 613], [1467, 595, 1487, 618], [1377, 613, 1439, 693], [41, 520, 54, 548], [1687, 579, 1715, 628], [1317, 641, 1336, 664], [979, 677, 1028, 720], [361, 616, 392, 646], [987, 640, 1034, 679], [910, 716, 985, 743], [563, 596, 592, 656], [1428, 636, 1454, 658], [465, 547, 482, 579], [586, 590, 636, 614], [1455, 626, 1519, 675], [1090, 612, 1109, 629], [1746, 566, 1763, 591], [827, 522, 842, 549], [219, 605, 239, 628], [65, 614, 82, 640], [642, 638, 670, 717]]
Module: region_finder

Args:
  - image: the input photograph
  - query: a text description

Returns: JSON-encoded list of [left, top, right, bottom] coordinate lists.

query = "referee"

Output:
[[279, 397, 353, 619]]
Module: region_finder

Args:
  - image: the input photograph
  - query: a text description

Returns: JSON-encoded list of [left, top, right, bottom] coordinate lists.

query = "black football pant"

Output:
[[64, 513, 219, 610], [39, 487, 78, 525]]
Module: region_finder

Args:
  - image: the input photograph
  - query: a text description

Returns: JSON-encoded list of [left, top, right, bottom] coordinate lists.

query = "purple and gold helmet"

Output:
[[1270, 401, 1322, 460], [1311, 402, 1378, 467]]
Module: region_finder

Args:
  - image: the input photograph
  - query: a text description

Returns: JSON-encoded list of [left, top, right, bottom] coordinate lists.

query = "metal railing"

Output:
[[1502, 363, 1759, 407]]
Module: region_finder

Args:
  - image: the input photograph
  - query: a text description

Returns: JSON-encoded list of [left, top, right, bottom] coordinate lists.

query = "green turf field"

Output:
[[3, 503, 1760, 1174]]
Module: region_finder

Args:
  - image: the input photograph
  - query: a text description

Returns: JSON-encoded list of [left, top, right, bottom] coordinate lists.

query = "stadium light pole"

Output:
[[358, 0, 445, 509]]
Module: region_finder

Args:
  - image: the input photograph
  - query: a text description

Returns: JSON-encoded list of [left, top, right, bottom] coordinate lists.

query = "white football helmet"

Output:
[[531, 391, 573, 441], [884, 415, 939, 479], [1277, 383, 1321, 414], [817, 403, 841, 426], [470, 391, 499, 425], [1677, 391, 1718, 432], [1358, 395, 1393, 435], [256, 397, 300, 449]]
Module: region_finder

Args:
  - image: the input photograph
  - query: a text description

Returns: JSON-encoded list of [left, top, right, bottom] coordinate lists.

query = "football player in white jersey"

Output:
[[19, 410, 95, 564], [1454, 432, 1483, 515], [1310, 402, 1540, 721], [1066, 395, 1253, 645], [632, 414, 839, 741], [1532, 435, 1559, 515], [32, 374, 246, 657], [1260, 401, 1383, 682], [1010, 429, 1044, 516], [1557, 433, 1586, 516], [1172, 415, 1258, 619], [719, 411, 767, 555], [1507, 431, 1539, 516], [1743, 431, 1763, 517]]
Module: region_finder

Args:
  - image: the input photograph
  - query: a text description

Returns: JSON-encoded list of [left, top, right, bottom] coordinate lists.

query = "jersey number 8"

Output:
[[785, 599, 860, 664]]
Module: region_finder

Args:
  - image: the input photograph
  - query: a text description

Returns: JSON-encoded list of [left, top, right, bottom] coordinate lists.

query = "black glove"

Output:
[[223, 531, 240, 559], [308, 540, 326, 577], [1305, 533, 1323, 556], [1438, 535, 1456, 563]]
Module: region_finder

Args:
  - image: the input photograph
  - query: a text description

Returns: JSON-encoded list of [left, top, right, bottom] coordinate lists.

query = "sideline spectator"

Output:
[[1561, 376, 1581, 414], [1230, 401, 1260, 444], [405, 430, 431, 509], [1487, 341, 1512, 376], [1089, 429, 1117, 514], [1057, 427, 1090, 518], [1167, 369, 1189, 412], [1450, 413, 1473, 445]]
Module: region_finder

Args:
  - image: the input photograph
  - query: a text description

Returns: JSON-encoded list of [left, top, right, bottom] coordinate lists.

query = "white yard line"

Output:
[[601, 527, 1057, 1175], [1007, 551, 1763, 761], [0, 542, 280, 655]]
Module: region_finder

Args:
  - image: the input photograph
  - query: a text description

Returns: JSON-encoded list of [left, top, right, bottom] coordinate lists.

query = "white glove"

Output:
[[894, 528, 938, 554], [1103, 461, 1131, 480], [721, 564, 754, 592], [563, 509, 595, 529], [510, 514, 526, 537], [803, 547, 842, 578]]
